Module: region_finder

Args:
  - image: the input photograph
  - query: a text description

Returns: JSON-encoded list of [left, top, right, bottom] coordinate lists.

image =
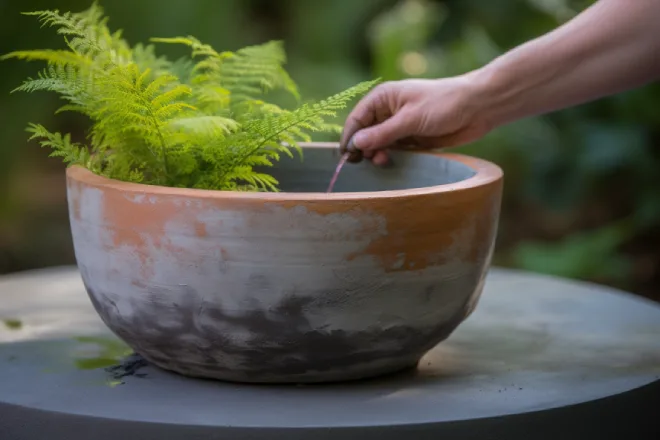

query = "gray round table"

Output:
[[1, 266, 659, 439]]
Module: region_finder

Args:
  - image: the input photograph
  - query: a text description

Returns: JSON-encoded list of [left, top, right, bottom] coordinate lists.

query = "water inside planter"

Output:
[[262, 147, 477, 193]]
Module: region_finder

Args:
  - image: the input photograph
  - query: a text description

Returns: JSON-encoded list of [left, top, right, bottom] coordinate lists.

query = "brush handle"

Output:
[[339, 134, 363, 163]]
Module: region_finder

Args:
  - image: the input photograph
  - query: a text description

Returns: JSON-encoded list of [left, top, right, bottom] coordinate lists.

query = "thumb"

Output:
[[351, 112, 413, 151]]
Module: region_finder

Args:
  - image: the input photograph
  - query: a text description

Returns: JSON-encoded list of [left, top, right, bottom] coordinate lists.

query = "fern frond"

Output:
[[166, 57, 196, 84], [168, 116, 240, 138], [223, 41, 300, 100], [214, 79, 379, 186], [244, 79, 379, 151], [152, 37, 299, 105], [315, 122, 344, 135], [55, 104, 87, 114], [23, 8, 102, 57], [151, 36, 232, 113], [26, 123, 92, 167], [192, 85, 231, 113], [88, 63, 196, 184], [21, 2, 131, 69], [132, 43, 171, 75], [102, 153, 146, 183], [5, 3, 380, 192], [221, 166, 280, 192], [151, 36, 232, 61], [0, 49, 91, 67], [151, 84, 193, 109], [13, 64, 94, 115]]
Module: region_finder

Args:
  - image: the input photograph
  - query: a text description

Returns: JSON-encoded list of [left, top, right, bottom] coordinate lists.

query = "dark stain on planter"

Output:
[[80, 272, 473, 382], [2, 319, 23, 330], [105, 353, 149, 380]]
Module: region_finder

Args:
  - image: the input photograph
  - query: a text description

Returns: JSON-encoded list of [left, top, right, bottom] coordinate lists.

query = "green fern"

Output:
[[2, 2, 378, 191], [26, 123, 94, 168]]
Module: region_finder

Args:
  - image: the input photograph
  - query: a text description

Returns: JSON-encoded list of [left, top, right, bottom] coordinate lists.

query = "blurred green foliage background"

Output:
[[1, 0, 658, 300]]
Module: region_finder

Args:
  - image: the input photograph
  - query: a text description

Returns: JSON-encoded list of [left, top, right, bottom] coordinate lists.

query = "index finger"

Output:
[[340, 85, 388, 153]]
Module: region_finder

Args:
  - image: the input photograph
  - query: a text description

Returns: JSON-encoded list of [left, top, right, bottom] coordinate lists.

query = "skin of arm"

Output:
[[470, 0, 660, 129], [340, 0, 660, 163]]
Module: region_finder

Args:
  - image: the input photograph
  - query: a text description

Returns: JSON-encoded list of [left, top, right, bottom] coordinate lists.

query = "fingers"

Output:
[[340, 93, 378, 153], [350, 111, 413, 152], [371, 150, 390, 166], [360, 149, 391, 167], [340, 83, 394, 153]]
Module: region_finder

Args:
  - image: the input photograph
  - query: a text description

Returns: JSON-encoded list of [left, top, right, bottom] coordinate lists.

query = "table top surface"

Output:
[[1, 266, 659, 430]]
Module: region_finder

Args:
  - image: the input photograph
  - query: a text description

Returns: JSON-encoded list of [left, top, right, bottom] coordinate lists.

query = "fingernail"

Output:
[[352, 131, 366, 150], [342, 133, 362, 163]]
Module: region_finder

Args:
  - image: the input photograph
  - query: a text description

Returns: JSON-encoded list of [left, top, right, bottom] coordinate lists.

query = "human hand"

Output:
[[340, 76, 494, 165]]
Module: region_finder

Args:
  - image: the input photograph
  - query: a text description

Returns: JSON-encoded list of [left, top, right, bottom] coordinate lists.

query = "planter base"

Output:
[[147, 354, 423, 384]]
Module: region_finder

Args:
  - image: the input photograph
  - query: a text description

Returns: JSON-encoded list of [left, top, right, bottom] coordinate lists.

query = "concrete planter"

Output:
[[66, 142, 503, 383]]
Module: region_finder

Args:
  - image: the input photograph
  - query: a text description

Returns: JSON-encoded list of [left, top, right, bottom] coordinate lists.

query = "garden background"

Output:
[[1, 0, 658, 301]]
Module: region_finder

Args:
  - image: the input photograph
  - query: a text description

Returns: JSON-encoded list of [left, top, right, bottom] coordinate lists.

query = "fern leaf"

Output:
[[0, 49, 91, 66], [224, 40, 300, 100], [55, 104, 87, 114], [12, 64, 93, 115], [26, 123, 91, 167], [152, 37, 299, 103], [223, 166, 280, 192], [151, 36, 232, 61], [168, 116, 240, 137], [211, 78, 378, 187], [22, 8, 102, 57], [151, 84, 193, 109], [142, 74, 179, 98], [247, 79, 379, 150], [166, 57, 195, 83], [132, 43, 171, 75], [5, 3, 381, 192]]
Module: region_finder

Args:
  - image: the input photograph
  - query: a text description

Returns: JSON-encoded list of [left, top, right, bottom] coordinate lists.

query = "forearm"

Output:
[[471, 0, 660, 127]]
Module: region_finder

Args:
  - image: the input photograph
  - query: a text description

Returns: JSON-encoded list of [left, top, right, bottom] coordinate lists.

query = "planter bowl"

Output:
[[66, 142, 503, 383]]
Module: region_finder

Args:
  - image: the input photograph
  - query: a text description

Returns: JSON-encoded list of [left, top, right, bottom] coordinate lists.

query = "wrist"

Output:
[[463, 63, 522, 131]]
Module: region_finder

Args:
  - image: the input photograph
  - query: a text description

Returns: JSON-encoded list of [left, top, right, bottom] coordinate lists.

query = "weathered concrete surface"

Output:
[[64, 144, 503, 383], [0, 267, 659, 440]]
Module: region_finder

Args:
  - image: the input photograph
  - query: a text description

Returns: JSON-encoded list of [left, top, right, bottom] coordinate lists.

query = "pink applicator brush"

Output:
[[326, 135, 363, 193]]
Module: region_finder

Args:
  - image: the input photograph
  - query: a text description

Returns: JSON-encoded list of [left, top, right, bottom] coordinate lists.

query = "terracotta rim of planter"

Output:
[[66, 142, 502, 201]]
